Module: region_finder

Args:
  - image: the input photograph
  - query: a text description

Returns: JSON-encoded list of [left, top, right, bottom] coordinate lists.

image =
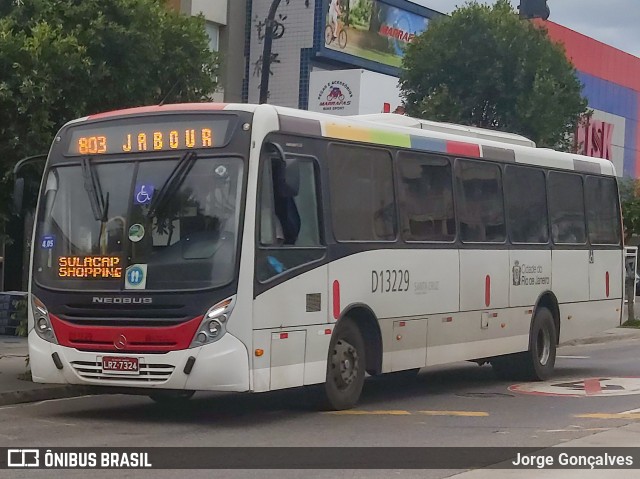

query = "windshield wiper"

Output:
[[147, 150, 197, 218], [81, 157, 109, 222]]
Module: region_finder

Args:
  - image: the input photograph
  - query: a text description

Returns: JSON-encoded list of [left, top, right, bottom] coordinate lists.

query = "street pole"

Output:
[[259, 0, 283, 104]]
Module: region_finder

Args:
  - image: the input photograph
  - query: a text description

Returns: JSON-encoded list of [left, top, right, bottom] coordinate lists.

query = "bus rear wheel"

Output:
[[324, 320, 365, 410], [491, 306, 557, 381], [525, 306, 557, 380]]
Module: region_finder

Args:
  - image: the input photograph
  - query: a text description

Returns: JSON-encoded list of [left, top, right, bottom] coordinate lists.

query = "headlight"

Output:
[[31, 295, 58, 344], [190, 296, 235, 348], [208, 320, 222, 336]]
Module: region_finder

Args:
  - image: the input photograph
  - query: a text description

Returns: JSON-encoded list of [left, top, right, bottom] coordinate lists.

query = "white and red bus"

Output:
[[27, 103, 622, 409]]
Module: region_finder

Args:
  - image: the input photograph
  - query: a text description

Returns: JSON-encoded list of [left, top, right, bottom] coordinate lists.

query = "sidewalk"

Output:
[[449, 422, 640, 478], [0, 336, 89, 406], [1, 326, 639, 407]]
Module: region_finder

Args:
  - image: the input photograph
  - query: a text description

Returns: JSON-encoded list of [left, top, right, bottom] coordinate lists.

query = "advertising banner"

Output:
[[308, 69, 402, 116], [324, 0, 430, 68]]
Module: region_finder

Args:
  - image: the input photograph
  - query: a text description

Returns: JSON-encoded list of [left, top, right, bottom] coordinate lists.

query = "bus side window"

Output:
[[548, 172, 586, 244], [455, 159, 506, 243], [398, 153, 455, 242], [328, 144, 396, 242], [585, 176, 621, 245], [505, 165, 549, 244], [257, 151, 323, 281]]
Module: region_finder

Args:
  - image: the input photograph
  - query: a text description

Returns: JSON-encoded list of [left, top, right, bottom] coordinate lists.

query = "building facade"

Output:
[[241, 0, 640, 178], [167, 0, 247, 102], [244, 0, 442, 111], [544, 22, 640, 178]]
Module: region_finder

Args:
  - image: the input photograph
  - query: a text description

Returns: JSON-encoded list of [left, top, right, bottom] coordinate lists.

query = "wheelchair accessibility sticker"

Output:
[[125, 264, 147, 290], [510, 377, 640, 397], [134, 184, 154, 205]]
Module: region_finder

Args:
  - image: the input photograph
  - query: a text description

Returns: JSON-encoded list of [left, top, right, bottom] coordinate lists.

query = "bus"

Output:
[[26, 103, 623, 410]]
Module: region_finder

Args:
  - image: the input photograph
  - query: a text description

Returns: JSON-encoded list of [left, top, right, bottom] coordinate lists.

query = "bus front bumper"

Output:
[[28, 330, 250, 392]]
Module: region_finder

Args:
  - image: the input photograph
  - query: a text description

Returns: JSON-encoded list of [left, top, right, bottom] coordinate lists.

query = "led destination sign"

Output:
[[58, 256, 122, 279], [68, 119, 231, 155]]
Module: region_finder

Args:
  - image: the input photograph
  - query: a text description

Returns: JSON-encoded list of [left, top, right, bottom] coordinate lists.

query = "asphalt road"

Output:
[[2, 336, 640, 478]]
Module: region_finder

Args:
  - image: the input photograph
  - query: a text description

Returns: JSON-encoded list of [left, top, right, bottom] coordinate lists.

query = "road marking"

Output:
[[575, 413, 640, 420], [28, 395, 93, 407], [621, 408, 640, 414], [557, 355, 590, 359], [583, 378, 602, 395], [35, 418, 78, 427], [326, 410, 411, 415], [543, 428, 610, 433], [0, 405, 20, 411], [418, 410, 489, 417], [326, 410, 489, 417], [510, 377, 640, 397]]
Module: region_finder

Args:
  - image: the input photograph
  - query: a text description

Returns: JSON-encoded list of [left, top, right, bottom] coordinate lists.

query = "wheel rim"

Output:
[[325, 26, 333, 44], [537, 326, 551, 366], [331, 338, 359, 390]]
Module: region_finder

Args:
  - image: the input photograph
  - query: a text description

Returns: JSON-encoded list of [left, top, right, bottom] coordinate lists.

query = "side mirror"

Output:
[[13, 177, 24, 214]]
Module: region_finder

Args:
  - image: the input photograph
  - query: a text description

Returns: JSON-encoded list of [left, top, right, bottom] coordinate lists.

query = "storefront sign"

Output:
[[324, 0, 430, 68]]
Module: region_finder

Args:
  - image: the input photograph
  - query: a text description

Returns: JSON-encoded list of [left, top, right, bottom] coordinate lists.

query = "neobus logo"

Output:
[[92, 297, 153, 304]]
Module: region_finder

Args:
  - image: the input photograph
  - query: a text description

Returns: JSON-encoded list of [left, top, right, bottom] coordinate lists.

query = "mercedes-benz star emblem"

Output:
[[114, 334, 127, 350]]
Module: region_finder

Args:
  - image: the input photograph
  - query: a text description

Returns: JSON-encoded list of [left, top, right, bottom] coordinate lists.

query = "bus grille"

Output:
[[70, 361, 175, 383]]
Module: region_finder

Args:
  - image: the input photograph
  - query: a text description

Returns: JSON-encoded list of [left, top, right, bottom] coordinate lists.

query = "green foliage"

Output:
[[349, 0, 373, 29], [400, 0, 588, 151], [13, 297, 28, 337], [0, 0, 219, 233], [619, 178, 640, 242], [621, 319, 640, 329]]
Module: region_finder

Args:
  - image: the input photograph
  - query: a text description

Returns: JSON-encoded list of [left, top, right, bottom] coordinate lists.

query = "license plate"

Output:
[[101, 356, 139, 375]]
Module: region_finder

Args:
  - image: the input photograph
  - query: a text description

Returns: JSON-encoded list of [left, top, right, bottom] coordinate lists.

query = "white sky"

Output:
[[408, 0, 640, 58]]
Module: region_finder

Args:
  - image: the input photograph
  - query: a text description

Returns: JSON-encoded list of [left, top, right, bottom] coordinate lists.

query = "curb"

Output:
[[561, 329, 640, 347], [0, 385, 93, 407]]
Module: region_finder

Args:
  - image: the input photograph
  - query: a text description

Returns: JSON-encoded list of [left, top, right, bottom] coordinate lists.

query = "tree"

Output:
[[619, 179, 640, 243], [0, 0, 219, 237], [618, 178, 640, 324], [400, 0, 588, 151]]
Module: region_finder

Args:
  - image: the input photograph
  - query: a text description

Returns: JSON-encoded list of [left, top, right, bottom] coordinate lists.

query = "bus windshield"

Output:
[[33, 155, 244, 291]]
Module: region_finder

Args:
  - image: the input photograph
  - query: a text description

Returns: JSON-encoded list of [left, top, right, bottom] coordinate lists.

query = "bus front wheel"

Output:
[[324, 320, 365, 410]]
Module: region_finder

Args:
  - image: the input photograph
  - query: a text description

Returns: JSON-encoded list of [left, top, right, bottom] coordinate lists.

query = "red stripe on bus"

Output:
[[485, 275, 491, 307], [446, 141, 481, 157], [606, 271, 610, 298], [50, 314, 202, 353], [333, 280, 341, 320], [88, 103, 228, 120]]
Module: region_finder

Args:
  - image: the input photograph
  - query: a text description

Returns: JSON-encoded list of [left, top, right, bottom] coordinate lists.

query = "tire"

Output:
[[149, 390, 195, 404], [324, 25, 334, 45], [525, 306, 557, 380], [338, 29, 347, 49], [491, 307, 556, 381], [324, 320, 366, 410]]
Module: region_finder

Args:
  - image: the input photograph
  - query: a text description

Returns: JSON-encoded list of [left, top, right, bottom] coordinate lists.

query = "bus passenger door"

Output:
[[252, 140, 328, 390]]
